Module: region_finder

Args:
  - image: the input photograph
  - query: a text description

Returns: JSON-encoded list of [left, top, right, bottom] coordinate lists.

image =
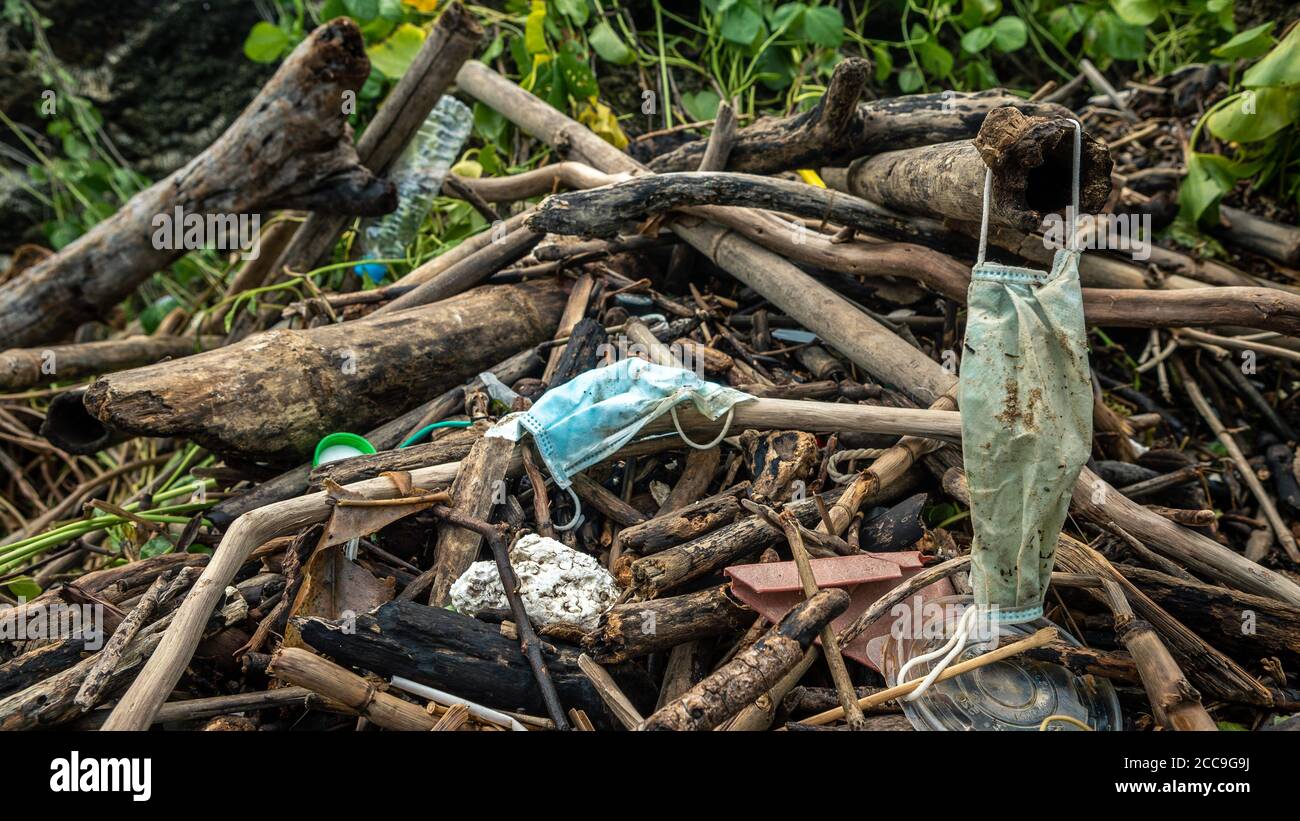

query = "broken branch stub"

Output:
[[0, 18, 394, 348]]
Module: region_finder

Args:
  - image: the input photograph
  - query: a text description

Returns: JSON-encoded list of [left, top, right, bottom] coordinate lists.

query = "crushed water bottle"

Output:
[[355, 95, 473, 282]]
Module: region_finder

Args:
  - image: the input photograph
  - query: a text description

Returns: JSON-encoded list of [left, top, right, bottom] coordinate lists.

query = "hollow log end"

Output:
[[975, 106, 1113, 221]]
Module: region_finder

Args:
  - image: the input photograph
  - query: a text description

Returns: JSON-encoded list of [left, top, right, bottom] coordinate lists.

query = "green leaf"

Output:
[[1212, 22, 1275, 60], [557, 49, 597, 98], [525, 0, 548, 54], [1243, 23, 1300, 88], [755, 47, 796, 89], [378, 0, 405, 21], [555, 0, 588, 26], [965, 60, 999, 89], [961, 25, 996, 54], [1086, 9, 1146, 62], [140, 535, 175, 559], [721, 2, 764, 45], [870, 44, 894, 84], [1110, 0, 1158, 26], [917, 37, 954, 77], [802, 5, 844, 48], [1178, 152, 1253, 226], [1206, 87, 1299, 142], [899, 63, 924, 92], [1047, 4, 1092, 44], [367, 22, 426, 79], [343, 0, 379, 21], [681, 89, 721, 122], [243, 21, 290, 64], [589, 20, 635, 64], [991, 16, 1027, 52], [769, 3, 806, 34], [4, 577, 41, 601], [957, 0, 1001, 28]]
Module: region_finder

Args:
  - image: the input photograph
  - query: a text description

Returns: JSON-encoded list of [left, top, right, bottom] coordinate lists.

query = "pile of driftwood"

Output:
[[3, 5, 1300, 732]]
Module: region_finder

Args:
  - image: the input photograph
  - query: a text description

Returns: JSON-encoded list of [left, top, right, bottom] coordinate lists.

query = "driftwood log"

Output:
[[0, 336, 221, 390], [646, 57, 1070, 175], [821, 106, 1113, 230], [0, 19, 394, 348], [74, 280, 565, 463], [294, 599, 655, 729]]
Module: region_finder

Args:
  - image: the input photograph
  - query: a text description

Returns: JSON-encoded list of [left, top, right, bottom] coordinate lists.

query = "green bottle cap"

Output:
[[313, 432, 377, 467]]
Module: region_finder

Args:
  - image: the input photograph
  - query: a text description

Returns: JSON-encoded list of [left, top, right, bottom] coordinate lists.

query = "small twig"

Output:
[[1173, 357, 1300, 563], [75, 571, 172, 711], [776, 507, 866, 730], [521, 447, 555, 539], [431, 504, 570, 730]]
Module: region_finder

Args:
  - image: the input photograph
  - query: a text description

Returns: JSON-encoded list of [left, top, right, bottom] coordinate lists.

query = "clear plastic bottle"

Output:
[[355, 95, 473, 281]]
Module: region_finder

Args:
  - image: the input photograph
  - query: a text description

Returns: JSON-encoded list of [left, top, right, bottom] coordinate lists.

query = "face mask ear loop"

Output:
[[896, 604, 981, 702], [671, 404, 735, 450], [553, 485, 584, 532], [975, 166, 993, 266], [1069, 118, 1082, 253]]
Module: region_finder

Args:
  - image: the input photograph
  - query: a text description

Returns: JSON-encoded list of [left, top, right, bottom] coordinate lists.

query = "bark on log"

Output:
[[822, 106, 1113, 231], [646, 58, 1069, 175], [0, 19, 394, 348], [618, 484, 749, 554], [294, 599, 655, 729], [0, 336, 222, 390], [584, 585, 756, 663], [627, 489, 843, 598], [208, 349, 541, 527], [79, 280, 565, 463], [640, 589, 848, 731]]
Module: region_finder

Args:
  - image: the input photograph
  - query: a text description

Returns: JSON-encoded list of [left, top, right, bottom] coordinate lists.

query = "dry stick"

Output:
[[801, 627, 1058, 726], [73, 571, 174, 711], [542, 272, 596, 383], [268, 648, 439, 731], [0, 337, 223, 391], [1173, 357, 1300, 563], [422, 434, 517, 606], [1096, 577, 1217, 731], [776, 507, 867, 730], [836, 555, 972, 649], [74, 687, 329, 729], [521, 447, 556, 539], [721, 647, 819, 731], [577, 653, 644, 730], [431, 504, 570, 730], [641, 589, 849, 731], [371, 226, 544, 315]]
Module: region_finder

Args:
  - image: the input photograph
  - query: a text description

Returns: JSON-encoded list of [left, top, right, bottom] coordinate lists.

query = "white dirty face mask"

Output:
[[959, 120, 1093, 626], [487, 358, 754, 528]]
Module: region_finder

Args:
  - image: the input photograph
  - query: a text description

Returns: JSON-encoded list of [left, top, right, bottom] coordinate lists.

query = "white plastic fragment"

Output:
[[449, 533, 618, 631]]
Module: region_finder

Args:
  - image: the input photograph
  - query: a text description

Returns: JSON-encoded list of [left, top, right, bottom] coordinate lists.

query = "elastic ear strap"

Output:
[[976, 167, 993, 266], [1069, 119, 1082, 252]]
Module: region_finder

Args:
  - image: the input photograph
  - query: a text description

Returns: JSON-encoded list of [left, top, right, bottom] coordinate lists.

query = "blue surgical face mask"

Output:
[[487, 359, 754, 527]]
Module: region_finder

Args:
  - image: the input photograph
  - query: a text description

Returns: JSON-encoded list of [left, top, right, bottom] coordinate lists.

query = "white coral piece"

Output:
[[449, 533, 618, 631]]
